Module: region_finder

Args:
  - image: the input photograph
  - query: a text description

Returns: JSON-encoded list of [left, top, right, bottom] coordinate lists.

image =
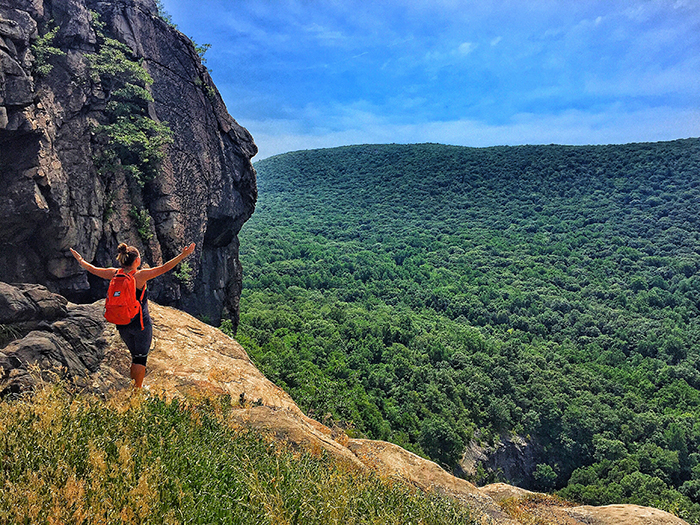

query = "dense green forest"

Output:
[[228, 139, 700, 523]]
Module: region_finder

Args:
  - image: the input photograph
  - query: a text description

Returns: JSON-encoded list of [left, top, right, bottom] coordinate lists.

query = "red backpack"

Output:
[[104, 269, 145, 329]]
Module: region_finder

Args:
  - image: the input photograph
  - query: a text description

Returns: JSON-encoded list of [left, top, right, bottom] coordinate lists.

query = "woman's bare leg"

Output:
[[131, 363, 146, 388]]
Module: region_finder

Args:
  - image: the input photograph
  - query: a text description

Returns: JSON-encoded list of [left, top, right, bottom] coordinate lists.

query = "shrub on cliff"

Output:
[[88, 11, 173, 189], [31, 24, 65, 77]]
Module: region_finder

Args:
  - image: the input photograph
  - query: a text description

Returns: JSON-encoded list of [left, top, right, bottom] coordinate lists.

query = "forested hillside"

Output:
[[231, 139, 700, 522]]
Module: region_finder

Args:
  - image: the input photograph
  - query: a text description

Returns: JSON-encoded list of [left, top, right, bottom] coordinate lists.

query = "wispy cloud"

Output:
[[164, 0, 700, 159], [457, 42, 477, 56], [303, 23, 346, 44], [244, 104, 700, 159]]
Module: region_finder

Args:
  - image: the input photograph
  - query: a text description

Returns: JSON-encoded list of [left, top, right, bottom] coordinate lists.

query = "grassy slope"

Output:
[[0, 385, 475, 524]]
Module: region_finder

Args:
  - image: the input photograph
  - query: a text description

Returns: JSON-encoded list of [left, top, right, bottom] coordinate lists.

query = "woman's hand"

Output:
[[181, 243, 196, 258], [70, 248, 86, 268], [137, 243, 196, 282]]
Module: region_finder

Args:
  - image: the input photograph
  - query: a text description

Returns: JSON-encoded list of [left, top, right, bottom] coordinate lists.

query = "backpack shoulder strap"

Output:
[[128, 270, 146, 330]]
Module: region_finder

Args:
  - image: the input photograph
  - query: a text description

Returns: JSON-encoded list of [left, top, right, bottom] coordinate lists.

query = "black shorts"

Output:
[[117, 320, 153, 366]]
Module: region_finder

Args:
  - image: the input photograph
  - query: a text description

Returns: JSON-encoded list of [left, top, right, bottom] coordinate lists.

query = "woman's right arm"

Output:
[[137, 243, 195, 282], [70, 248, 118, 280]]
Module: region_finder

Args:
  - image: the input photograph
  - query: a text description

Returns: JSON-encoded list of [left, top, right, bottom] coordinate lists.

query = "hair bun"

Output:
[[117, 243, 128, 254]]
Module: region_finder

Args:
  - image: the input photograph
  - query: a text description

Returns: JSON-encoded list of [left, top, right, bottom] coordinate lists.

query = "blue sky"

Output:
[[160, 0, 700, 160]]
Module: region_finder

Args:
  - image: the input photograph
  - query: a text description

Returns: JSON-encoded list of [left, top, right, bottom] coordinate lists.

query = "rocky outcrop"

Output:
[[482, 484, 691, 525], [0, 282, 688, 525], [461, 434, 541, 488], [0, 0, 256, 328], [0, 282, 106, 395], [347, 438, 519, 524]]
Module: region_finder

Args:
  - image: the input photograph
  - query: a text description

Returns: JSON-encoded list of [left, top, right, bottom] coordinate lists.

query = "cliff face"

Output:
[[0, 0, 256, 327]]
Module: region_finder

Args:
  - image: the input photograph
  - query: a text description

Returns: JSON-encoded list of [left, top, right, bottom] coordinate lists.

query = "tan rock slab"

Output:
[[564, 504, 691, 525], [480, 482, 537, 502], [229, 405, 366, 470], [347, 438, 519, 524], [103, 302, 301, 413]]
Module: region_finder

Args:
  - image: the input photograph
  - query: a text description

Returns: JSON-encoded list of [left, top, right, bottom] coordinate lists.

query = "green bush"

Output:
[[31, 24, 65, 76], [130, 206, 153, 241], [174, 260, 193, 284], [88, 11, 173, 189]]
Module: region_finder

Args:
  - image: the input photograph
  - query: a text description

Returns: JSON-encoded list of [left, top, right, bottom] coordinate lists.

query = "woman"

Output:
[[70, 242, 196, 388]]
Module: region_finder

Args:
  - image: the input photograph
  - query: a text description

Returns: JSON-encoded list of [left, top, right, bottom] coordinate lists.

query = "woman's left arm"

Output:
[[70, 248, 118, 280]]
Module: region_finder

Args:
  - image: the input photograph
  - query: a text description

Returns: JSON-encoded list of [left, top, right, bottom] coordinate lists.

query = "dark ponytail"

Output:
[[116, 243, 140, 268]]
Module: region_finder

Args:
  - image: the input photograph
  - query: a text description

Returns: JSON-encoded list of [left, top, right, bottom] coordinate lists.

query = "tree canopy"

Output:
[[229, 139, 700, 523]]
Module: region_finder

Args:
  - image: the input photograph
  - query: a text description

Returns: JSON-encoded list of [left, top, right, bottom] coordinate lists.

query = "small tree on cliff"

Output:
[[88, 11, 173, 189]]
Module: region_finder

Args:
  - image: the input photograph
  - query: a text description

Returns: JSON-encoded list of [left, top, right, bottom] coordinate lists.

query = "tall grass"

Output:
[[0, 384, 477, 524]]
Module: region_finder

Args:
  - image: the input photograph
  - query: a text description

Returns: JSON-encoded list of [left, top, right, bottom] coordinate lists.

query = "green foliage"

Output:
[[237, 140, 700, 522], [534, 464, 558, 490], [220, 318, 236, 337], [419, 417, 466, 468], [560, 464, 699, 521], [194, 76, 217, 102], [0, 384, 477, 524], [88, 11, 173, 189], [96, 116, 173, 187], [154, 0, 177, 28], [174, 260, 193, 284], [194, 41, 211, 63], [31, 24, 66, 76], [130, 206, 153, 241], [205, 83, 217, 101]]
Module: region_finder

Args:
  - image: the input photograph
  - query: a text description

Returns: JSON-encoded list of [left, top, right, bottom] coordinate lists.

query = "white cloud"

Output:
[[490, 36, 502, 46], [584, 56, 700, 98], [421, 41, 477, 70], [243, 106, 700, 160], [458, 42, 476, 56], [304, 23, 345, 43]]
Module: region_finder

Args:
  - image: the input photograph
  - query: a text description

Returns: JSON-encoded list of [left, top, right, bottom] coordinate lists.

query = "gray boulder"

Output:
[[0, 281, 106, 396]]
